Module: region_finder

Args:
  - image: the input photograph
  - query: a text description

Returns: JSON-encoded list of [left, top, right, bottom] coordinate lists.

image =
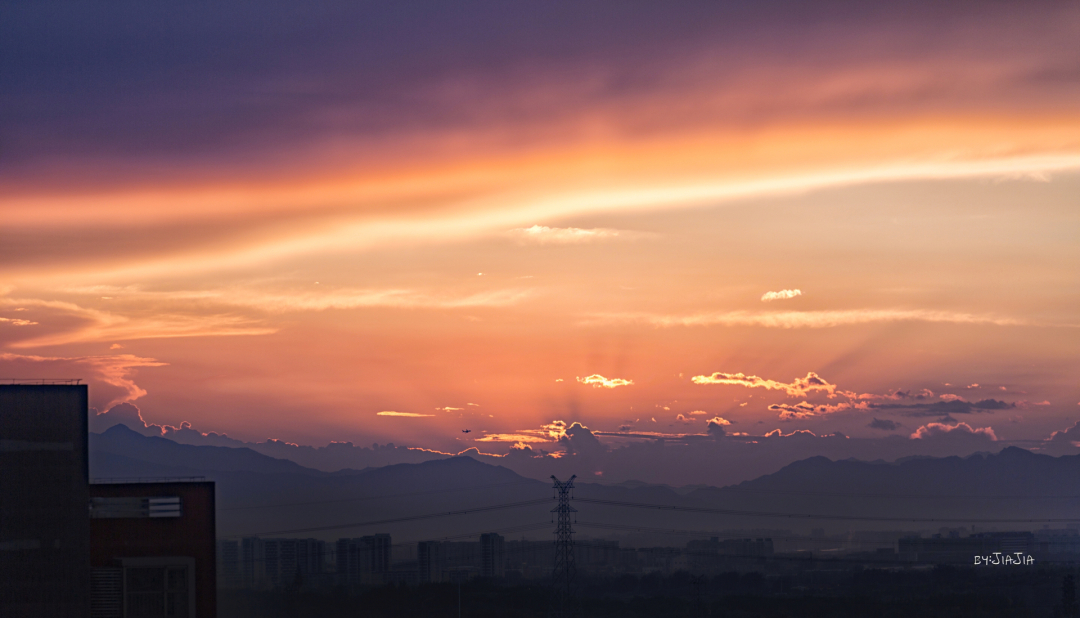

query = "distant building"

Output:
[[259, 538, 330, 588], [336, 534, 391, 585], [505, 540, 555, 579], [636, 547, 681, 574], [899, 531, 1034, 564], [216, 540, 241, 589], [441, 540, 481, 571], [0, 383, 90, 618], [685, 537, 774, 571], [417, 541, 444, 583], [240, 537, 266, 588], [577, 539, 620, 573], [480, 533, 505, 578], [1035, 528, 1080, 557], [89, 481, 217, 618]]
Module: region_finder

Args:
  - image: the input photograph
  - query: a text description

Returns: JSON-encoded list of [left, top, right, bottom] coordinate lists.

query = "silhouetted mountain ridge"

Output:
[[91, 424, 325, 476], [723, 445, 1080, 498], [90, 429, 1080, 540]]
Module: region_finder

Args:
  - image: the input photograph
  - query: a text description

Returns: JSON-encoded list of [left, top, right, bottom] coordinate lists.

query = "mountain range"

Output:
[[90, 424, 1080, 544]]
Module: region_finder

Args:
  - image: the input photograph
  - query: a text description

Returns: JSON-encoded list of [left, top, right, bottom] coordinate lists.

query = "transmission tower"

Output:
[[550, 475, 577, 618]]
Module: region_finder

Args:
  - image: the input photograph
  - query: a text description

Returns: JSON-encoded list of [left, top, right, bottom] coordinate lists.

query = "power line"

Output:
[[680, 487, 1080, 500], [575, 497, 1080, 524], [573, 522, 914, 546], [219, 480, 538, 512], [217, 479, 1080, 514], [224, 493, 1080, 541], [224, 498, 549, 538]]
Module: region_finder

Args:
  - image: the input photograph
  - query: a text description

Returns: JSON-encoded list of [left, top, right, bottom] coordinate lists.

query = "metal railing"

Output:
[[91, 477, 207, 484], [0, 378, 83, 384]]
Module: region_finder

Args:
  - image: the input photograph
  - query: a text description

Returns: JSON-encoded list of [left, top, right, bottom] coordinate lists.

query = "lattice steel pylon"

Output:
[[550, 475, 577, 618]]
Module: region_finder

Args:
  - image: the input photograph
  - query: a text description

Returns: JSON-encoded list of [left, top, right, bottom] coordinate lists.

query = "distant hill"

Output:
[[679, 447, 1080, 533], [91, 424, 326, 476], [89, 427, 1080, 543], [90, 425, 552, 540]]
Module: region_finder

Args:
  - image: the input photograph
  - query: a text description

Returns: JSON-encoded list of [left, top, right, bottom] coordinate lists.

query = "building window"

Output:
[[91, 496, 182, 518], [125, 565, 190, 618], [90, 568, 123, 618]]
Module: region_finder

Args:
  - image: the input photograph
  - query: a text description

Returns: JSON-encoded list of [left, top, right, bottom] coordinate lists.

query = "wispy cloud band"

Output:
[[508, 225, 648, 244], [586, 309, 1035, 329]]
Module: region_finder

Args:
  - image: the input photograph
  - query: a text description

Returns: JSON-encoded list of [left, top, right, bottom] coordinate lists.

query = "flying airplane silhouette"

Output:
[[461, 429, 471, 433]]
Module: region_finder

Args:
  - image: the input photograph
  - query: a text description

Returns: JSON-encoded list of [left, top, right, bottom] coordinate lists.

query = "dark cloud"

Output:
[[505, 442, 537, 459], [2, 0, 1073, 186], [887, 389, 933, 401], [971, 399, 1015, 410], [559, 421, 607, 456], [868, 418, 900, 431], [89, 402, 159, 436], [868, 398, 1014, 416], [0, 1, 746, 178], [706, 417, 730, 438], [1049, 421, 1080, 444], [1040, 421, 1080, 456]]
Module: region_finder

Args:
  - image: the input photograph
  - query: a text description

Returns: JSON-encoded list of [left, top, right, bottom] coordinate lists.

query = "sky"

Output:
[[2, 1, 1079, 485]]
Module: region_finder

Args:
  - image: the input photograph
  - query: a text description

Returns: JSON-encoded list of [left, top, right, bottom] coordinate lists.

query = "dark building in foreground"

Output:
[[90, 481, 217, 618], [0, 383, 90, 618]]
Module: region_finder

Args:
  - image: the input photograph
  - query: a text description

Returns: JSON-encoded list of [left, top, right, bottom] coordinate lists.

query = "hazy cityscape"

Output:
[[5, 383, 1080, 616]]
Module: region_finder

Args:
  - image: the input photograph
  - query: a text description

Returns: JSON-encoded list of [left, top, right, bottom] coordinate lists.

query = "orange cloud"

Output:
[[589, 309, 1032, 329], [542, 420, 568, 439], [508, 225, 643, 244], [760, 289, 802, 302], [475, 434, 550, 443], [0, 317, 37, 326], [577, 374, 634, 388], [0, 352, 166, 411], [376, 411, 435, 417], [692, 371, 837, 397], [770, 401, 864, 420], [0, 296, 274, 348], [197, 286, 531, 312], [909, 422, 998, 441], [763, 429, 819, 438]]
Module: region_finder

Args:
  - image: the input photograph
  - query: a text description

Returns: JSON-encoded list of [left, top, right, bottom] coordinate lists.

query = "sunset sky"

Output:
[[2, 1, 1079, 482]]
